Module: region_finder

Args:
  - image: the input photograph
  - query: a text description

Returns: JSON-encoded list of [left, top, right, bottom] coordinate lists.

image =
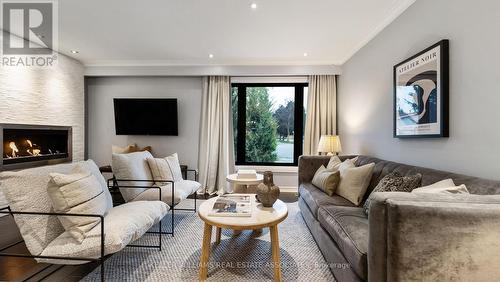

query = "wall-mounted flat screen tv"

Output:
[[114, 98, 178, 136]]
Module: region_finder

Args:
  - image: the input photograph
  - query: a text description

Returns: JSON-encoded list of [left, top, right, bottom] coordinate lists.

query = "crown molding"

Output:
[[84, 64, 342, 77]]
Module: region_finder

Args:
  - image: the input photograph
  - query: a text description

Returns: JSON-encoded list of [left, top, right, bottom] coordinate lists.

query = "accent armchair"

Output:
[[0, 160, 167, 281], [111, 151, 200, 235]]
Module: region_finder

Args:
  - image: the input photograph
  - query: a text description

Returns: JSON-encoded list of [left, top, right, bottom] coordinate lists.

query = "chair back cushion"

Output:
[[112, 151, 154, 201], [1, 162, 76, 255], [0, 160, 111, 255]]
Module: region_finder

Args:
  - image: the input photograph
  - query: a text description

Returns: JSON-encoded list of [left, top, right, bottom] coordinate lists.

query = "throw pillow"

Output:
[[412, 179, 469, 194], [363, 172, 422, 215], [147, 157, 174, 185], [326, 156, 359, 171], [165, 153, 183, 182], [414, 178, 455, 189], [76, 159, 114, 211], [48, 171, 108, 243], [311, 165, 341, 196], [336, 162, 375, 205], [112, 144, 152, 154]]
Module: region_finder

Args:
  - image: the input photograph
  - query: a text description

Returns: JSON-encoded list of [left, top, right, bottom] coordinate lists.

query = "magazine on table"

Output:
[[209, 194, 252, 217]]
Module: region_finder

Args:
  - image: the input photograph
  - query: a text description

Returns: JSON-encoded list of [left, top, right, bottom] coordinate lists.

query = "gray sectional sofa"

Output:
[[298, 155, 500, 282]]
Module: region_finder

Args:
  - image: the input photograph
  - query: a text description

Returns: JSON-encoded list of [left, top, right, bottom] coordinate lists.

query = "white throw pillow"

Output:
[[48, 171, 108, 243], [112, 151, 154, 201], [147, 157, 174, 185], [419, 178, 456, 189], [327, 156, 358, 171], [335, 162, 375, 205], [412, 179, 469, 194], [165, 153, 183, 182], [76, 159, 113, 211]]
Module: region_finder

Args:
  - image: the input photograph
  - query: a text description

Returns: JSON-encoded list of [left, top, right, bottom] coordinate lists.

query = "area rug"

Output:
[[81, 199, 336, 281]]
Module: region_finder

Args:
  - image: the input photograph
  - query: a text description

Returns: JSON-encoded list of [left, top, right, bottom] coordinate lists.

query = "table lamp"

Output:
[[317, 135, 342, 155]]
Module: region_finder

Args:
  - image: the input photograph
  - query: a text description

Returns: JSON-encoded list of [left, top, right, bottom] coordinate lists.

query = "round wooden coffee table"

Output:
[[198, 195, 288, 282]]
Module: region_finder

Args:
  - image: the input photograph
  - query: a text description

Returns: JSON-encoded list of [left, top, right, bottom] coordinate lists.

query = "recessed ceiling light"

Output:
[[208, 54, 214, 58], [303, 52, 308, 57], [250, 3, 257, 9], [70, 50, 79, 54]]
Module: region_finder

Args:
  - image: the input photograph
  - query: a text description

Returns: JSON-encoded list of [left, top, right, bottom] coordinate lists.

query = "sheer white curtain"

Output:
[[198, 76, 235, 195], [304, 75, 337, 155]]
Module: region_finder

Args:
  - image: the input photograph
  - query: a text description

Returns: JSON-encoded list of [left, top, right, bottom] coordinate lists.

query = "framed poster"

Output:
[[394, 40, 449, 138]]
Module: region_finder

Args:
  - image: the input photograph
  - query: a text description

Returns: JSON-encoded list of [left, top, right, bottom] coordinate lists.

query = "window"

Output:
[[232, 83, 308, 166]]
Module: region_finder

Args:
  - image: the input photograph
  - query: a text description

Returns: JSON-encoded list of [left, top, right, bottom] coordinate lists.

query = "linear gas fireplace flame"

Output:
[[1, 124, 72, 170]]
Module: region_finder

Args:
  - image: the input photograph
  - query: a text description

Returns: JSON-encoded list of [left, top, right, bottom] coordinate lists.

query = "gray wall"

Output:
[[338, 0, 500, 180], [86, 77, 202, 169]]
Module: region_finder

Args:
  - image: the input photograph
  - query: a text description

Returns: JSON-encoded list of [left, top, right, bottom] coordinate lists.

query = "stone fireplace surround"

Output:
[[0, 51, 84, 210]]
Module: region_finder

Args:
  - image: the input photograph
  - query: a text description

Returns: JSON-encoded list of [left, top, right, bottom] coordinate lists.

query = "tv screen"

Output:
[[113, 98, 178, 136]]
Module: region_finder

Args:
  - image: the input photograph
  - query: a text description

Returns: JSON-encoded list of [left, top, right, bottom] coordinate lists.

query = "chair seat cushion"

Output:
[[318, 205, 368, 280], [133, 180, 200, 205], [298, 183, 355, 217], [39, 200, 168, 264]]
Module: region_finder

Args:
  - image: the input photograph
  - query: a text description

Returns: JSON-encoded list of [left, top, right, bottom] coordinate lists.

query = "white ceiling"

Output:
[[57, 0, 415, 66]]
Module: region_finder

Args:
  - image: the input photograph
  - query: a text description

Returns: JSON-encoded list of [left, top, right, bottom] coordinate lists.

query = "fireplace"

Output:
[[1, 124, 72, 171]]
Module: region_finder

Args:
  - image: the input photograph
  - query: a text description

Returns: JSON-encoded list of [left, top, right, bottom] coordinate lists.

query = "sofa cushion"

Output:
[[355, 156, 500, 197], [112, 151, 154, 201], [318, 205, 368, 280], [39, 200, 168, 264], [133, 180, 200, 205], [298, 183, 355, 217]]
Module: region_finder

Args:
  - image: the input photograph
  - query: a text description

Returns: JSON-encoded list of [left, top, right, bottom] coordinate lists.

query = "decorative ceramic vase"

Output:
[[256, 171, 280, 207]]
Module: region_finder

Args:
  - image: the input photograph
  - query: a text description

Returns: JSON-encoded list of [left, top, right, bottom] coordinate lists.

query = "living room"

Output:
[[1, 0, 499, 281]]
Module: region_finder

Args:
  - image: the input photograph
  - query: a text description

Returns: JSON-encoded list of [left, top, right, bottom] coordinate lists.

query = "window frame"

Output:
[[232, 82, 307, 166]]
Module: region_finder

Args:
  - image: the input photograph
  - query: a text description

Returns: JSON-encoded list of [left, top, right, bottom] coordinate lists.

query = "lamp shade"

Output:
[[317, 135, 342, 154]]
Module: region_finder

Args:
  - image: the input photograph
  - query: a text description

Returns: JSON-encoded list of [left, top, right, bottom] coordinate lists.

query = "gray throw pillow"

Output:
[[312, 165, 341, 196], [363, 172, 422, 215]]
